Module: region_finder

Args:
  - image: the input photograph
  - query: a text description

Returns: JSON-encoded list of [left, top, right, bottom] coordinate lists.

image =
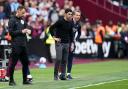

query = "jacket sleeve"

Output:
[[25, 21, 32, 36], [49, 20, 61, 37], [77, 25, 81, 40], [8, 18, 23, 36], [70, 24, 74, 43]]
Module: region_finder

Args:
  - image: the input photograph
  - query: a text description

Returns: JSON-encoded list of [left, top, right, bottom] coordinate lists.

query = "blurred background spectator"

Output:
[[0, 0, 128, 62]]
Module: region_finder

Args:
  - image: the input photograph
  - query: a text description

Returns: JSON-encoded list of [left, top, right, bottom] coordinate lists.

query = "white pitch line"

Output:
[[69, 78, 128, 89], [0, 78, 128, 89]]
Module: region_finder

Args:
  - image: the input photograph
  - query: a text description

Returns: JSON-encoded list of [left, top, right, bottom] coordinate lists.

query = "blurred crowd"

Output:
[[108, 0, 128, 8], [0, 0, 81, 39], [0, 0, 128, 58]]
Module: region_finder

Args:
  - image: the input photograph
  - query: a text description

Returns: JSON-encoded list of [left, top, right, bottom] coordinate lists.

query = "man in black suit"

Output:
[[8, 5, 31, 86], [67, 10, 81, 79], [50, 8, 73, 80]]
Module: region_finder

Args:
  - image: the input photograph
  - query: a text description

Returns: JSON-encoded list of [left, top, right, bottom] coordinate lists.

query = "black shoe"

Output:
[[59, 74, 67, 80], [23, 81, 32, 85], [54, 75, 58, 80], [27, 78, 33, 82], [27, 75, 33, 82], [67, 74, 73, 80], [9, 81, 16, 86], [5, 79, 9, 82]]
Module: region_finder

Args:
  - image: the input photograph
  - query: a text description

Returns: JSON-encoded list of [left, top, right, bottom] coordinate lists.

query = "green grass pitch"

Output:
[[0, 60, 128, 89]]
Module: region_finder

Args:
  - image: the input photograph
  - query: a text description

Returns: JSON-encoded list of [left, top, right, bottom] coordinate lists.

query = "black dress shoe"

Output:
[[54, 75, 58, 80], [23, 81, 32, 85], [27, 78, 33, 82], [67, 74, 73, 80], [9, 81, 16, 86], [59, 74, 67, 80]]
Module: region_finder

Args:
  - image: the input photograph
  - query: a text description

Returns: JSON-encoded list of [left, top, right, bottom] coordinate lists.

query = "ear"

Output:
[[17, 9, 20, 13]]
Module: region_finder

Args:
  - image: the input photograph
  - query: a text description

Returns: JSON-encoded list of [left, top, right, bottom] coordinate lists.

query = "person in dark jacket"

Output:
[[4, 0, 12, 19], [50, 8, 73, 80], [67, 10, 81, 79], [120, 26, 128, 58], [8, 5, 31, 86]]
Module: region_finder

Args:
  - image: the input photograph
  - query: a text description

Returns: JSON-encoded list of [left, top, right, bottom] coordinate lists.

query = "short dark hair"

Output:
[[65, 8, 72, 14], [17, 5, 25, 10], [73, 10, 81, 15]]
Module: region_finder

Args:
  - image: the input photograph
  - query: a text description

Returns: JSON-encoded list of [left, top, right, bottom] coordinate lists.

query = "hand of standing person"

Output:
[[70, 42, 75, 52], [53, 37, 61, 43], [22, 29, 28, 34], [26, 29, 31, 35], [22, 29, 31, 34]]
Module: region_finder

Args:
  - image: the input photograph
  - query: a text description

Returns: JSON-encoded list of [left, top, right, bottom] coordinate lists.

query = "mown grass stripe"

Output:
[[69, 79, 128, 89]]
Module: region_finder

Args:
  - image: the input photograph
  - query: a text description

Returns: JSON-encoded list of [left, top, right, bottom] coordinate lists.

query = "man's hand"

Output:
[[22, 29, 31, 34], [26, 29, 31, 35], [53, 37, 61, 42], [22, 29, 27, 34], [70, 42, 75, 52]]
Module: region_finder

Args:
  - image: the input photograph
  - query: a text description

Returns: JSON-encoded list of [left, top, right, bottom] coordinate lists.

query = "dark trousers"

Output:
[[67, 51, 73, 73], [54, 43, 69, 77], [45, 44, 52, 63], [9, 45, 29, 82], [97, 44, 104, 59], [6, 58, 30, 77]]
